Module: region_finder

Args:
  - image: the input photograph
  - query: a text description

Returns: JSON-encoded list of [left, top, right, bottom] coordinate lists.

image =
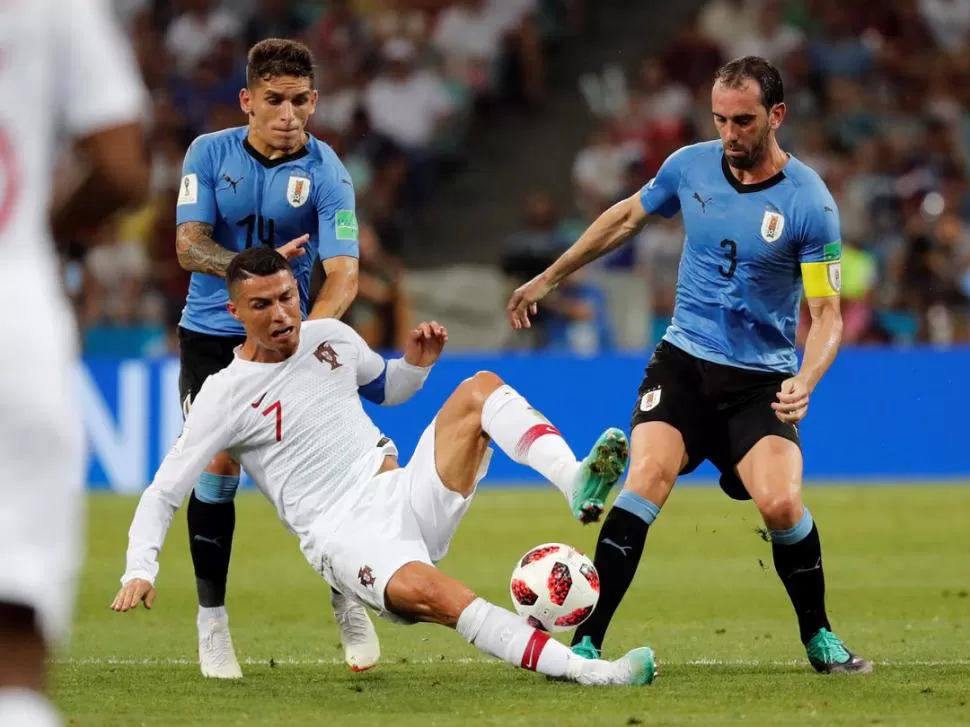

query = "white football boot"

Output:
[[568, 646, 657, 686], [331, 590, 381, 672], [198, 610, 243, 679]]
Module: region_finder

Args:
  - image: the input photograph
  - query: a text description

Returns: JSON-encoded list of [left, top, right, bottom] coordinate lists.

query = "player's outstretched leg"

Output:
[[471, 372, 628, 522], [571, 422, 684, 658], [0, 604, 61, 727], [385, 562, 657, 686], [187, 454, 242, 679], [737, 436, 872, 674], [330, 589, 380, 672]]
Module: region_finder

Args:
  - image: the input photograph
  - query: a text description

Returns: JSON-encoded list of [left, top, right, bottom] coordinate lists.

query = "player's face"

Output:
[[228, 271, 302, 358], [241, 75, 318, 152], [712, 79, 784, 171]]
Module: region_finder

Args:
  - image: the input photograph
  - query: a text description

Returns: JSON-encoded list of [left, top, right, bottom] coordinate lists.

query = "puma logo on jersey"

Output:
[[221, 174, 243, 193], [692, 191, 712, 212], [314, 341, 342, 370]]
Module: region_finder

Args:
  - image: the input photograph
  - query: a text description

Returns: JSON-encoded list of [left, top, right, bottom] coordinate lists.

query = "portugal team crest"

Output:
[[760, 210, 785, 243], [286, 175, 311, 208]]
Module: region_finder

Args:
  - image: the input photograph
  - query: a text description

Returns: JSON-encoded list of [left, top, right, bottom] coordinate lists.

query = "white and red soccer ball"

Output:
[[509, 542, 600, 632]]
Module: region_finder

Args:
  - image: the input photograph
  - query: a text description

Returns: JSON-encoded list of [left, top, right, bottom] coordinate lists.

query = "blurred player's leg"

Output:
[[476, 374, 628, 522], [0, 300, 82, 726], [737, 436, 872, 674], [571, 422, 684, 657]]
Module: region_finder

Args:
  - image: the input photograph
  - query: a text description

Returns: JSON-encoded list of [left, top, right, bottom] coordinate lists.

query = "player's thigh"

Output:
[[407, 419, 491, 563], [384, 561, 477, 627], [627, 342, 709, 505], [0, 307, 84, 645], [317, 470, 436, 622], [178, 328, 243, 479], [726, 388, 805, 529], [431, 371, 498, 497]]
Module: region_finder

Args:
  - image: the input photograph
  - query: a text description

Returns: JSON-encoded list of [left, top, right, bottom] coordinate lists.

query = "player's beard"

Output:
[[725, 126, 770, 171]]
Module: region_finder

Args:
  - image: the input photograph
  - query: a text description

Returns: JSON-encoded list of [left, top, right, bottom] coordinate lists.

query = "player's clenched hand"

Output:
[[507, 274, 556, 330], [772, 377, 810, 423], [277, 233, 311, 261], [404, 321, 448, 367], [110, 578, 156, 613]]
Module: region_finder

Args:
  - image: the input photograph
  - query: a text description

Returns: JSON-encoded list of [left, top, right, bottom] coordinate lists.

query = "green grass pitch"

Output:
[[55, 485, 970, 726]]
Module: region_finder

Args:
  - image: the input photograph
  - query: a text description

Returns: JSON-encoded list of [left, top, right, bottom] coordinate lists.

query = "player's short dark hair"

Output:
[[226, 247, 293, 297], [246, 38, 315, 87], [713, 56, 784, 110]]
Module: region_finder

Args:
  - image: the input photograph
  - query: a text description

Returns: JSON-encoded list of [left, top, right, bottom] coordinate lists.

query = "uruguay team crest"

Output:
[[286, 175, 311, 208], [640, 388, 662, 412], [760, 210, 785, 243], [827, 261, 842, 292]]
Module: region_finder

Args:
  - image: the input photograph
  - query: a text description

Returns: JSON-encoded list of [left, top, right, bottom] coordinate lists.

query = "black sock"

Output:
[[187, 492, 235, 608], [571, 507, 649, 652], [772, 523, 831, 644]]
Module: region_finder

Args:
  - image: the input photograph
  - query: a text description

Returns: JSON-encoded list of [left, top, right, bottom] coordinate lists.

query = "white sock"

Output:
[[480, 385, 580, 501], [0, 689, 62, 727], [456, 597, 578, 678], [198, 605, 228, 627]]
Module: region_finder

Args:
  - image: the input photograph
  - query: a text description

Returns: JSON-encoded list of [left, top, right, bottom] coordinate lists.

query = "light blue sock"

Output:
[[769, 507, 814, 545], [613, 490, 661, 525], [194, 472, 240, 504]]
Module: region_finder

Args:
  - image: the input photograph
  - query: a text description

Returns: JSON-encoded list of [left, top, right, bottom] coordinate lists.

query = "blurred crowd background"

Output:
[[70, 0, 970, 356]]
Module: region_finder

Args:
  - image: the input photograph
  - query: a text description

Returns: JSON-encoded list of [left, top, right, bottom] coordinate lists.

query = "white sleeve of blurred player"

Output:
[[348, 323, 432, 407], [121, 375, 237, 585], [58, 0, 147, 137]]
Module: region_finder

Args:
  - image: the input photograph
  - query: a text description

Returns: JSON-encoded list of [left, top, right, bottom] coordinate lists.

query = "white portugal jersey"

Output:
[[123, 320, 432, 584], [0, 0, 145, 293]]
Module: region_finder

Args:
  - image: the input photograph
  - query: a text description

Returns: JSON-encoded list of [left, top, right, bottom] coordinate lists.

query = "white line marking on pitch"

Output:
[[53, 657, 970, 667]]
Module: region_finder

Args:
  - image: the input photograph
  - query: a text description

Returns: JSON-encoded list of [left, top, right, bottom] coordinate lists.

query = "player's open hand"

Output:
[[507, 274, 556, 330], [772, 377, 810, 423], [277, 233, 311, 261], [404, 321, 448, 367], [110, 578, 157, 613]]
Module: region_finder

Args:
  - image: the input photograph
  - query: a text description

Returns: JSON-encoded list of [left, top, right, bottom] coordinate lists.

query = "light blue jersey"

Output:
[[639, 140, 842, 373], [176, 126, 359, 336]]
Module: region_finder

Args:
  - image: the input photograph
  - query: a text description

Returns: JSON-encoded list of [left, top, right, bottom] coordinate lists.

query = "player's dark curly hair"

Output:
[[713, 56, 784, 110], [246, 38, 315, 87], [226, 247, 293, 296]]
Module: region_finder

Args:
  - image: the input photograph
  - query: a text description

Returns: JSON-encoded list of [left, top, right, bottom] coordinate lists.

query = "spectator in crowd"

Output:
[[165, 0, 241, 76]]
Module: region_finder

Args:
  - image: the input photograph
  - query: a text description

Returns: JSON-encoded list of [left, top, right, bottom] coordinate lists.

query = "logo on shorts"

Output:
[[286, 175, 311, 208], [314, 341, 342, 370], [640, 387, 662, 412], [358, 566, 376, 588], [760, 210, 785, 243]]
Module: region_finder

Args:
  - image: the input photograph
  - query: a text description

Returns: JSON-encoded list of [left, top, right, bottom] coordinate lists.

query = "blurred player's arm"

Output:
[[111, 381, 235, 612], [309, 167, 360, 320], [774, 205, 844, 423], [509, 149, 685, 328], [343, 320, 445, 406], [50, 0, 150, 242]]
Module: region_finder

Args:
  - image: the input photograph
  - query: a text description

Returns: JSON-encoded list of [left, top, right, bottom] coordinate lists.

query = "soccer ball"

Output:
[[509, 542, 600, 632]]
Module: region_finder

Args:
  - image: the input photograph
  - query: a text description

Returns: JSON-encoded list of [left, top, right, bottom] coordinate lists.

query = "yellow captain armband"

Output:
[[801, 260, 842, 297]]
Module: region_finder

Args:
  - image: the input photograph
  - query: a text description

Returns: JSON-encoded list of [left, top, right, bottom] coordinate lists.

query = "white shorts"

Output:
[[312, 419, 491, 620], [0, 291, 84, 643]]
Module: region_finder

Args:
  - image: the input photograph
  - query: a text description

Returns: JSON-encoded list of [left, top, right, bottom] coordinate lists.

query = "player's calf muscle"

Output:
[[0, 603, 45, 690], [384, 563, 477, 627]]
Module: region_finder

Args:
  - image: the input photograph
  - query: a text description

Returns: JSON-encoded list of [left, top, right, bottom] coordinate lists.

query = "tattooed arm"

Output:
[[175, 222, 236, 278]]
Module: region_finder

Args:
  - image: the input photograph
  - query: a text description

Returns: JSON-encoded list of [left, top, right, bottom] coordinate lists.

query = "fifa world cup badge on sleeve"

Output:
[[287, 175, 311, 208], [178, 174, 198, 206], [335, 209, 359, 240]]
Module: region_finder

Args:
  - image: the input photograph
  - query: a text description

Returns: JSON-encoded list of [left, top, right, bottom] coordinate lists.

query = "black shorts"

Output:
[[630, 341, 800, 500], [178, 327, 246, 415]]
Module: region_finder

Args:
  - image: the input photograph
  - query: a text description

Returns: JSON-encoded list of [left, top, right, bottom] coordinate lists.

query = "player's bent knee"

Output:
[[626, 456, 677, 498], [459, 371, 504, 407], [758, 493, 803, 531]]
